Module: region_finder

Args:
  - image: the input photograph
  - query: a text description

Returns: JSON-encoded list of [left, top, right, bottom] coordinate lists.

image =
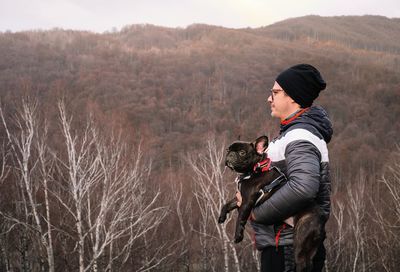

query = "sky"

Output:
[[1, 0, 399, 33]]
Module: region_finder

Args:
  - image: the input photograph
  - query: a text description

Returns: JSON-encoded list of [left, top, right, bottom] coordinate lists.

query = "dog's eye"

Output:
[[239, 150, 246, 156]]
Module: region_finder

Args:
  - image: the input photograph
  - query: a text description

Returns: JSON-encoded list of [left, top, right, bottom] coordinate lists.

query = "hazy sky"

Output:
[[1, 0, 399, 32]]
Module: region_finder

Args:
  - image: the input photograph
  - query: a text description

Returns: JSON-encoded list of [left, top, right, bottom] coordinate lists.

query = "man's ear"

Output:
[[253, 135, 269, 154]]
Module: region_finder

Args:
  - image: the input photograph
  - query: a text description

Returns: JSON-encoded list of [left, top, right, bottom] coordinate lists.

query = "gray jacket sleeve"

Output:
[[253, 140, 321, 225]]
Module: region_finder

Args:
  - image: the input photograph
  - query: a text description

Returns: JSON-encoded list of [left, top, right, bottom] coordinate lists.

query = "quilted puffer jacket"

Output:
[[250, 106, 333, 249]]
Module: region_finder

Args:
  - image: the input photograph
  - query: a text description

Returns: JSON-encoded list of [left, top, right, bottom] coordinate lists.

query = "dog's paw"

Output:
[[218, 215, 226, 224], [234, 234, 243, 243]]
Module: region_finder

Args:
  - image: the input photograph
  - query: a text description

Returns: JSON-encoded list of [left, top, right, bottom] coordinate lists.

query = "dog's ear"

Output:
[[253, 135, 268, 154]]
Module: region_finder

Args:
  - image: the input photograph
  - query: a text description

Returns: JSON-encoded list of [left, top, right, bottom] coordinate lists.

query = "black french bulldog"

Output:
[[218, 136, 324, 272]]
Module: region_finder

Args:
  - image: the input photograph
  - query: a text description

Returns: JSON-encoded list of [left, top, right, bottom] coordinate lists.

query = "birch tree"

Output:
[[56, 102, 169, 272], [0, 134, 12, 271], [167, 175, 194, 271], [346, 173, 367, 272], [371, 149, 400, 271], [0, 100, 55, 272], [0, 99, 170, 271], [187, 137, 241, 272]]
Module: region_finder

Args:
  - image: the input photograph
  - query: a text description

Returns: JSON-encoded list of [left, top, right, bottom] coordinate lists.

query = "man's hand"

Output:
[[236, 191, 242, 207]]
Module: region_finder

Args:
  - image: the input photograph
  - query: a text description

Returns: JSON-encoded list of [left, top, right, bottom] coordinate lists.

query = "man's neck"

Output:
[[280, 107, 302, 122], [280, 107, 309, 125]]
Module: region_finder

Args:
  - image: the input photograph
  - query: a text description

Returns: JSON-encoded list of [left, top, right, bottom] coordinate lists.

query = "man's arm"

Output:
[[252, 140, 321, 225]]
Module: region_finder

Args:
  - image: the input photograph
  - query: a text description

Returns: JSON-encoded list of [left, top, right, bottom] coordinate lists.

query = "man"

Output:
[[237, 64, 332, 272]]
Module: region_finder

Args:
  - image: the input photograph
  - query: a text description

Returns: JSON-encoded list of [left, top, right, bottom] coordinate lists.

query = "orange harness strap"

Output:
[[275, 223, 287, 250]]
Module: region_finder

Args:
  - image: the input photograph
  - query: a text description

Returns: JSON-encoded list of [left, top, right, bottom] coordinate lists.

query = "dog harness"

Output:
[[254, 166, 287, 206], [235, 159, 287, 206]]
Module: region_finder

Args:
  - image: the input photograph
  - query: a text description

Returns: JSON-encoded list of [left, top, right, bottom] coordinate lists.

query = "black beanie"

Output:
[[275, 64, 326, 108]]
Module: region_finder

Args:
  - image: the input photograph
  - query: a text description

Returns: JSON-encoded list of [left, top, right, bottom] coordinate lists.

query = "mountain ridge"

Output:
[[0, 15, 399, 173], [255, 15, 400, 54]]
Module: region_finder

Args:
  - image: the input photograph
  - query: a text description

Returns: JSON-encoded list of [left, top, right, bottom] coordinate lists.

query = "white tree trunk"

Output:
[[58, 102, 168, 272], [189, 137, 242, 271], [1, 101, 55, 272]]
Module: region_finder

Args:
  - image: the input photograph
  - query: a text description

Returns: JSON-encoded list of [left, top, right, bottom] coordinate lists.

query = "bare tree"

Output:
[[346, 172, 367, 272], [168, 177, 193, 271], [187, 137, 241, 272], [380, 153, 400, 227], [370, 149, 400, 271], [0, 100, 56, 272], [0, 134, 12, 271], [327, 197, 346, 270], [56, 102, 169, 272], [325, 166, 348, 272], [0, 142, 10, 185], [0, 99, 171, 271]]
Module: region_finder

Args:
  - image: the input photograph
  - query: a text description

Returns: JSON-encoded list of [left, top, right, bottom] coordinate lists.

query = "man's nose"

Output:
[[267, 94, 273, 103]]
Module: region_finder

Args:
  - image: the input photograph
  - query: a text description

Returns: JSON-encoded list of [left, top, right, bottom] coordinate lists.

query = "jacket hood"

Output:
[[280, 106, 333, 143]]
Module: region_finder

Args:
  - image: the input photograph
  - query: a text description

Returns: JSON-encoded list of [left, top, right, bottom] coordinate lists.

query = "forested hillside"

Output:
[[258, 15, 400, 53], [0, 15, 399, 271]]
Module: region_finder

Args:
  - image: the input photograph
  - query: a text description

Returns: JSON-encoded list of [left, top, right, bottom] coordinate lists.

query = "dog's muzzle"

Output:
[[225, 160, 235, 170], [225, 152, 238, 170]]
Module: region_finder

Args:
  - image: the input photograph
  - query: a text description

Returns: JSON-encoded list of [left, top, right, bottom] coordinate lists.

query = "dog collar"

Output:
[[253, 158, 271, 173]]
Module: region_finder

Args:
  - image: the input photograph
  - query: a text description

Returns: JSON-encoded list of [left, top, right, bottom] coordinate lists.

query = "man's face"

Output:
[[267, 81, 297, 120]]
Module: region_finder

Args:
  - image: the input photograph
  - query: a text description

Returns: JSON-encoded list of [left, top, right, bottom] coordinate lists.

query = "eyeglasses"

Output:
[[270, 89, 284, 101]]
